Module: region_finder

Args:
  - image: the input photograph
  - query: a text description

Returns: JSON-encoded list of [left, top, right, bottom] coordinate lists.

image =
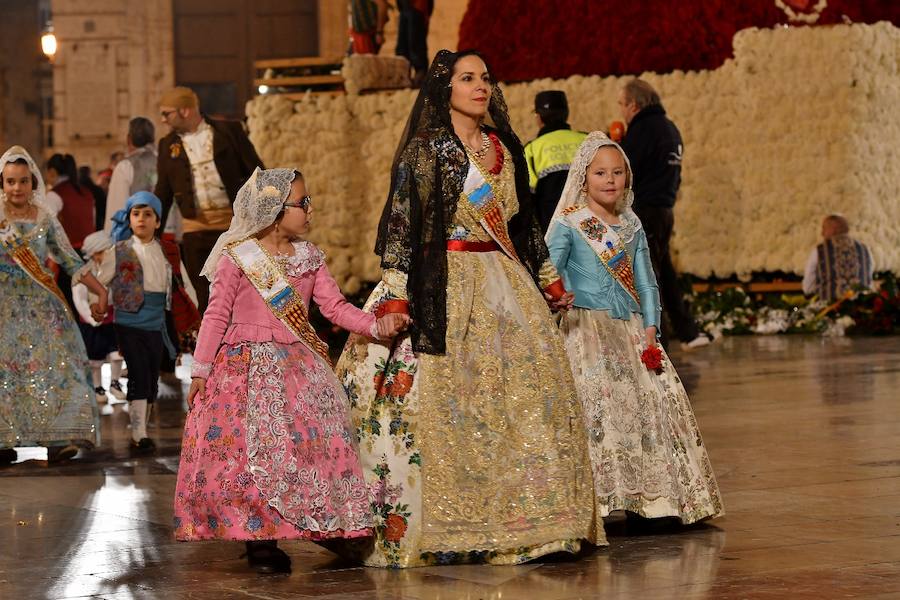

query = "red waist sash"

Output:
[[446, 239, 500, 252]]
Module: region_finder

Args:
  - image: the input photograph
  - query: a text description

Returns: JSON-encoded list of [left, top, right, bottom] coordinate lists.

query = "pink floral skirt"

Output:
[[174, 341, 373, 541]]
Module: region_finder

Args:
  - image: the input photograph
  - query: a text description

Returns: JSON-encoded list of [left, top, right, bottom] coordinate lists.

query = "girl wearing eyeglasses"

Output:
[[173, 168, 409, 574]]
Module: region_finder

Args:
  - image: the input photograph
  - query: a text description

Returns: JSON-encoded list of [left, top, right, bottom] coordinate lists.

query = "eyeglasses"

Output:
[[160, 109, 177, 120], [283, 195, 311, 210]]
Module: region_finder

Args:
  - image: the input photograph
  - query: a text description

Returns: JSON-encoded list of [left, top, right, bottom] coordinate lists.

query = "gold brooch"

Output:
[[170, 143, 182, 159]]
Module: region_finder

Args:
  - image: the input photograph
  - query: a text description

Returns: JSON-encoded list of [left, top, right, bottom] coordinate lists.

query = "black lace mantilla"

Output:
[[374, 50, 550, 355]]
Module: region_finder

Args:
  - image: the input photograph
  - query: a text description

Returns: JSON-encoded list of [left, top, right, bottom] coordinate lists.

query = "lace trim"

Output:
[[191, 360, 214, 379], [613, 212, 641, 244], [272, 240, 325, 278]]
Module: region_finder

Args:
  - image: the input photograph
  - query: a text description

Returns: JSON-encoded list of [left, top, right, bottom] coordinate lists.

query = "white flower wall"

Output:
[[247, 23, 900, 289]]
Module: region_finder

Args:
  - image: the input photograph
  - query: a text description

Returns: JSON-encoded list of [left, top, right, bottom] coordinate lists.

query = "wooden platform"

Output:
[[254, 56, 345, 95]]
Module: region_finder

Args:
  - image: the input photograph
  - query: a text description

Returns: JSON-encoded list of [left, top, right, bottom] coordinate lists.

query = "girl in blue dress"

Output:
[[0, 146, 108, 464], [546, 132, 723, 524]]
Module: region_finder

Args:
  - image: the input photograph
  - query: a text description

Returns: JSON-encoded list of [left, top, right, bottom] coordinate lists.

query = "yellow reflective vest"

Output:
[[524, 126, 587, 191]]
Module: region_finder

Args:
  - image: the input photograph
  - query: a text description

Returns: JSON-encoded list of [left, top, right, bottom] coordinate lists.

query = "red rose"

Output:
[[874, 297, 884, 313], [391, 371, 414, 397], [383, 513, 407, 542], [641, 346, 664, 373]]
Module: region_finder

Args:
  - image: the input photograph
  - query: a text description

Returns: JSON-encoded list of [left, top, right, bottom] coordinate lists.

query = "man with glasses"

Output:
[[154, 87, 264, 312]]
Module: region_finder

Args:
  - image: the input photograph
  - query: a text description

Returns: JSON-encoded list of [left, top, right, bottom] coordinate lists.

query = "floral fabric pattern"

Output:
[[0, 215, 98, 447], [560, 308, 724, 523], [174, 341, 373, 541]]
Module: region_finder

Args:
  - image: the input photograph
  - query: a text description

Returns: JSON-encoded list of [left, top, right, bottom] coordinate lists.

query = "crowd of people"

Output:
[[1, 48, 875, 575]]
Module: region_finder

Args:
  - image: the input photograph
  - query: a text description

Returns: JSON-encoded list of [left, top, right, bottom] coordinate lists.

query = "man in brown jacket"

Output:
[[155, 87, 264, 311]]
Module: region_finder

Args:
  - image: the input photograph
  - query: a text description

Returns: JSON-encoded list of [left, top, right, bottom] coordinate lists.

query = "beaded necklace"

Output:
[[463, 130, 491, 161]]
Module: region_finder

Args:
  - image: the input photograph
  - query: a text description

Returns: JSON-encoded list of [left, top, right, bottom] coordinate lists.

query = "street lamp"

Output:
[[41, 23, 57, 62]]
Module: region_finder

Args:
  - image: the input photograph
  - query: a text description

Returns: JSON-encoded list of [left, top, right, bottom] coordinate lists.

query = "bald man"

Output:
[[802, 215, 873, 302], [154, 87, 264, 311]]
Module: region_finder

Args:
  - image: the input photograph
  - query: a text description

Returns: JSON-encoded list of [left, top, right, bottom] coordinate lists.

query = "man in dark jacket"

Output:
[[619, 78, 708, 349], [155, 86, 264, 311]]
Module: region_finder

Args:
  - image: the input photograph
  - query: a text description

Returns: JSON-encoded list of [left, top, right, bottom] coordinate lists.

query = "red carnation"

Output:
[[641, 346, 664, 374], [383, 513, 408, 542]]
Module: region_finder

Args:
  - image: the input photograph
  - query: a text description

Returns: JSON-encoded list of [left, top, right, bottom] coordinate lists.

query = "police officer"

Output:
[[524, 91, 587, 233]]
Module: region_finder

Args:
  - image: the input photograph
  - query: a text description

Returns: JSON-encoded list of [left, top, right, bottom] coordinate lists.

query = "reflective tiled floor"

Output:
[[2, 336, 900, 599]]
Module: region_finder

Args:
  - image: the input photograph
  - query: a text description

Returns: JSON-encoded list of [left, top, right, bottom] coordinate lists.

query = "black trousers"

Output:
[[115, 324, 162, 403], [396, 8, 428, 72], [633, 205, 700, 344], [181, 230, 224, 314]]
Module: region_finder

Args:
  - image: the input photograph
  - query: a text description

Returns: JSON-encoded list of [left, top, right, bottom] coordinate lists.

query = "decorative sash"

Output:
[[0, 218, 73, 316], [225, 238, 332, 366], [564, 206, 640, 303], [461, 161, 520, 262]]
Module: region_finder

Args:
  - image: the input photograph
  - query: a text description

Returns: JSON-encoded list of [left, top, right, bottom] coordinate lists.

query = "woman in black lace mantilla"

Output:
[[335, 50, 603, 568]]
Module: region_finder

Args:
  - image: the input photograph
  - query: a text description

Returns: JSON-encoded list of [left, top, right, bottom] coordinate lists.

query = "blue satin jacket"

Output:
[[547, 217, 662, 330]]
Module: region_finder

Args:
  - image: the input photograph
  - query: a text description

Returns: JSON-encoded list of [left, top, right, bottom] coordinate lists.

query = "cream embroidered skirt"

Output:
[[560, 307, 724, 523]]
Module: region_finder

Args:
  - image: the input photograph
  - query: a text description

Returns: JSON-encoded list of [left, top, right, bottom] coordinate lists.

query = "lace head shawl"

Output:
[[200, 167, 298, 281], [547, 131, 642, 243], [374, 50, 549, 355], [0, 145, 51, 220]]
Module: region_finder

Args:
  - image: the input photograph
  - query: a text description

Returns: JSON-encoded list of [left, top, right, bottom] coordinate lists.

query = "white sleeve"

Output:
[[104, 161, 134, 233], [802, 248, 818, 295], [72, 282, 97, 325], [44, 191, 63, 216]]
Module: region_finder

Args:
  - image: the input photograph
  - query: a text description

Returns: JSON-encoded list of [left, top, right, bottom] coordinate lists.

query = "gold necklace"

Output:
[[463, 131, 491, 160], [3, 201, 32, 219]]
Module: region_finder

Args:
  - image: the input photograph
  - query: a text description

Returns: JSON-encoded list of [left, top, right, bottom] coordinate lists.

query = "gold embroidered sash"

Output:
[[0, 218, 73, 316], [461, 160, 521, 263], [226, 238, 332, 366], [564, 206, 640, 303]]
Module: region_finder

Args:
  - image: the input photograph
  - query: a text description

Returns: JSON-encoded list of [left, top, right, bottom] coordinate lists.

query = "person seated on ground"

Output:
[[802, 214, 874, 302]]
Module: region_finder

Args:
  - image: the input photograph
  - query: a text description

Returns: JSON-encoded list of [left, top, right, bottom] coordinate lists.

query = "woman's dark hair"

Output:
[[47, 153, 81, 192], [128, 117, 155, 148], [375, 49, 547, 354], [3, 158, 37, 190], [78, 165, 94, 187]]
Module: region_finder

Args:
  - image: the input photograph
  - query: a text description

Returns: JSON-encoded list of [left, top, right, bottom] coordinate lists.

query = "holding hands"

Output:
[[376, 312, 412, 339], [545, 291, 575, 312], [89, 293, 109, 323]]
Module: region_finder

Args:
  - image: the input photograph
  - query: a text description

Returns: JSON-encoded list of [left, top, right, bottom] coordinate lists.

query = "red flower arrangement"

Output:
[[459, 1, 900, 82], [641, 346, 664, 374]]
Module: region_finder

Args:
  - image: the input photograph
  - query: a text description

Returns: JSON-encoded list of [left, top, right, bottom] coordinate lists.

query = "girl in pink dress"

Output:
[[173, 168, 408, 574]]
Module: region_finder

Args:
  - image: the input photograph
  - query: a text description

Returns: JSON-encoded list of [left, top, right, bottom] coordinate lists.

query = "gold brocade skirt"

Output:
[[335, 250, 602, 568]]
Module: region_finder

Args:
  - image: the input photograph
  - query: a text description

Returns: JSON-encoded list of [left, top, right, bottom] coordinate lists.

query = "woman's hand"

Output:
[[376, 313, 412, 339], [187, 377, 206, 409], [545, 291, 575, 312], [644, 326, 658, 349]]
